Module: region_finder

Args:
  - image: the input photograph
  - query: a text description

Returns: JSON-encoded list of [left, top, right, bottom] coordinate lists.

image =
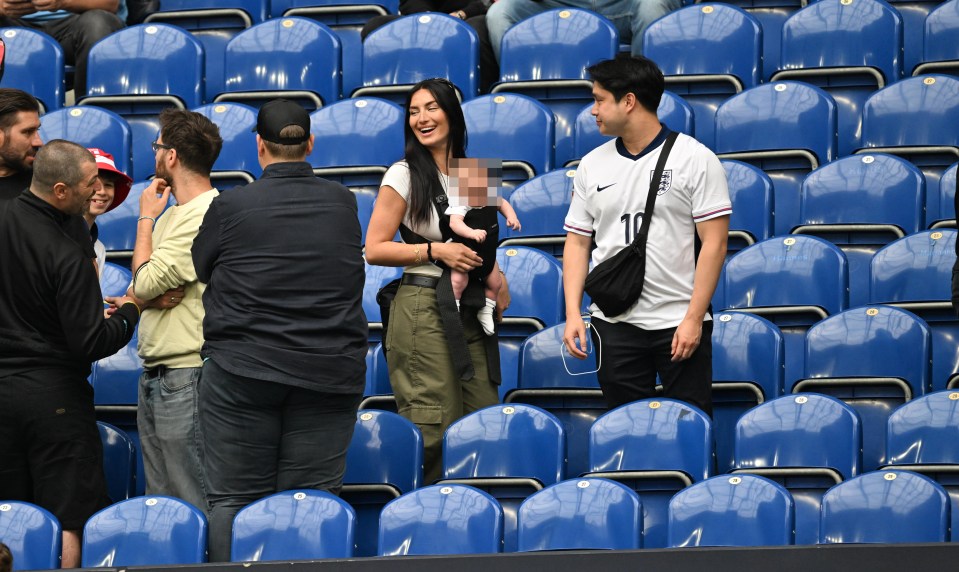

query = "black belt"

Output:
[[401, 274, 439, 289]]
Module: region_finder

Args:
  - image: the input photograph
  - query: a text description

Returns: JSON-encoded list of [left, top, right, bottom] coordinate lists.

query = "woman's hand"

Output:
[[433, 241, 482, 273]]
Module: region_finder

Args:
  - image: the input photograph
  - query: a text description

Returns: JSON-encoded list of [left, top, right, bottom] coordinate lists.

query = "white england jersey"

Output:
[[564, 128, 732, 329]]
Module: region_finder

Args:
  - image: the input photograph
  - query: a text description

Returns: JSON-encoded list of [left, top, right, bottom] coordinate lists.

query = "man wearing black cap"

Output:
[[192, 98, 368, 562]]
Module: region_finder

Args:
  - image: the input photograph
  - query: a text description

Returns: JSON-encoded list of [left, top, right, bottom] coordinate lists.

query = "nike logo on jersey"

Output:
[[597, 183, 616, 192]]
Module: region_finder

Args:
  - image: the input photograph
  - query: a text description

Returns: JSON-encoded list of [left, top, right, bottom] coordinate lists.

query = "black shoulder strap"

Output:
[[633, 131, 680, 248]]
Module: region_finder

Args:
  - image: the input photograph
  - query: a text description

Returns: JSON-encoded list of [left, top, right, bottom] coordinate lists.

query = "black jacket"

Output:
[[0, 190, 139, 377], [193, 161, 368, 393]]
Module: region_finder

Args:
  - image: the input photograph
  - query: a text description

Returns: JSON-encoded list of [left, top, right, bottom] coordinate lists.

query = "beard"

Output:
[[155, 159, 171, 183], [0, 144, 36, 173]]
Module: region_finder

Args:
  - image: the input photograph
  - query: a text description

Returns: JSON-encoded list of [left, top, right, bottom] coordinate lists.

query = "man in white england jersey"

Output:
[[562, 55, 731, 415]]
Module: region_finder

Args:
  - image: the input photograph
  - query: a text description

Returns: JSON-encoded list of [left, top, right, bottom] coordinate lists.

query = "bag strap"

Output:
[[632, 131, 680, 250]]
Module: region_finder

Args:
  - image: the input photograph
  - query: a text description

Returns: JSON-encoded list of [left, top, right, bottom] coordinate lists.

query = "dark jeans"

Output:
[[3, 10, 125, 97], [590, 318, 713, 416], [195, 358, 362, 562]]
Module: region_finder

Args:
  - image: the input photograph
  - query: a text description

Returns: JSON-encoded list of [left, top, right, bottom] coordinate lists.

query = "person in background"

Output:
[[83, 147, 131, 274]]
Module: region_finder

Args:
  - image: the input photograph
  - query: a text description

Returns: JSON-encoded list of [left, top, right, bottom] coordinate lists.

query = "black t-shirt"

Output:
[[0, 170, 32, 201]]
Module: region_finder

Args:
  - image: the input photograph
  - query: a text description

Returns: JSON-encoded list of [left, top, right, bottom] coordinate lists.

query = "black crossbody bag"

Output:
[[584, 131, 679, 317]]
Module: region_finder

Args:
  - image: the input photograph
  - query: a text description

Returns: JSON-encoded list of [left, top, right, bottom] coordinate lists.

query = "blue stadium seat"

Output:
[[668, 474, 795, 547], [216, 17, 341, 110], [362, 261, 402, 343], [378, 484, 504, 555], [440, 404, 565, 553], [0, 27, 63, 113], [492, 8, 618, 167], [715, 81, 838, 235], [516, 478, 642, 551], [643, 3, 762, 150], [886, 0, 943, 76], [98, 421, 136, 503], [144, 0, 267, 102], [272, 0, 400, 97], [496, 246, 564, 335], [81, 24, 204, 182], [192, 102, 261, 189], [819, 470, 949, 543], [355, 14, 479, 103], [99, 261, 132, 298], [570, 91, 694, 166], [858, 74, 959, 223], [462, 93, 555, 190], [719, 0, 803, 81], [793, 153, 926, 307], [723, 235, 848, 390], [0, 501, 61, 571], [38, 106, 132, 177], [932, 162, 957, 227], [797, 305, 931, 472], [504, 322, 605, 479], [733, 394, 862, 545], [721, 160, 774, 255], [869, 230, 959, 391], [773, 0, 903, 155], [711, 311, 785, 473], [885, 390, 959, 541], [499, 168, 577, 257], [586, 398, 713, 549], [231, 490, 355, 561], [361, 341, 392, 400], [914, 0, 959, 77], [95, 182, 165, 258], [309, 98, 405, 193], [342, 409, 421, 556], [82, 496, 207, 567]]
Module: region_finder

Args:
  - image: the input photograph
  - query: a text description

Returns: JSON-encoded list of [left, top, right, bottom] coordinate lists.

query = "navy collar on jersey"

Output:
[[615, 124, 672, 161]]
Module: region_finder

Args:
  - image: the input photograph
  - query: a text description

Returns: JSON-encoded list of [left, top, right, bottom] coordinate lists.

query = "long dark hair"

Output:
[[403, 78, 468, 227]]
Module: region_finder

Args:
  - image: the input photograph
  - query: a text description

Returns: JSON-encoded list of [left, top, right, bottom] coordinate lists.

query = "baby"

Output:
[[446, 158, 521, 335]]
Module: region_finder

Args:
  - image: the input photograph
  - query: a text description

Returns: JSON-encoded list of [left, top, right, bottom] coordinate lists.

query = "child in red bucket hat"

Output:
[[85, 148, 133, 274]]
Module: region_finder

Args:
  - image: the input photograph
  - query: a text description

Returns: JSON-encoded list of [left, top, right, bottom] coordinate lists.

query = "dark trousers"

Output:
[[590, 318, 713, 416], [3, 10, 125, 97], [195, 358, 362, 562]]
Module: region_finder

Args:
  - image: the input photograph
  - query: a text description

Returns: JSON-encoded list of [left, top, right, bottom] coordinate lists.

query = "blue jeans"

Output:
[[486, 0, 683, 61], [195, 358, 362, 562], [137, 366, 206, 512]]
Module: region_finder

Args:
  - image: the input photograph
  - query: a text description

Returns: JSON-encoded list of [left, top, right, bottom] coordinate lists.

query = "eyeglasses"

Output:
[[151, 140, 174, 153]]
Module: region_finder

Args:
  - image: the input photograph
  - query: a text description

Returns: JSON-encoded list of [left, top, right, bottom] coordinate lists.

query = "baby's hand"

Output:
[[507, 216, 522, 231], [470, 229, 487, 242]]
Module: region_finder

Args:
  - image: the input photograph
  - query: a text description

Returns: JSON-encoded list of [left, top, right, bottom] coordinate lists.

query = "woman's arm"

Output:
[[365, 186, 484, 273]]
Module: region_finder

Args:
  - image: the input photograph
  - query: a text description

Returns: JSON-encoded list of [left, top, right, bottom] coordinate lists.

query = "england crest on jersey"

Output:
[[650, 169, 673, 195]]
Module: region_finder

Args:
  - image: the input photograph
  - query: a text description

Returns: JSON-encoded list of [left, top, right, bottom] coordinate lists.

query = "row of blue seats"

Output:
[[2, 468, 951, 570], [23, 394, 959, 570]]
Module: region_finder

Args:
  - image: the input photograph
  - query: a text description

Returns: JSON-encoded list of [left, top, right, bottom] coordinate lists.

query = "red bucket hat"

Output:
[[87, 148, 132, 212]]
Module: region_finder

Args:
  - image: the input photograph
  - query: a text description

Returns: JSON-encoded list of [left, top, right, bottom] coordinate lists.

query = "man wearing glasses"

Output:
[[107, 108, 222, 511]]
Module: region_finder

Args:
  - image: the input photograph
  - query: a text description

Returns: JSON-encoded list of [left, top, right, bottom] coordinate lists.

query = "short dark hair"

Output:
[[587, 54, 664, 114], [0, 88, 40, 131], [263, 125, 310, 160], [158, 108, 223, 176], [31, 139, 94, 193]]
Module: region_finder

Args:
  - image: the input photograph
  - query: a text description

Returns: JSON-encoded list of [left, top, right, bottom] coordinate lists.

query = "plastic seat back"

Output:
[[357, 14, 479, 102], [517, 478, 642, 551], [501, 168, 577, 257], [231, 490, 355, 561], [98, 421, 137, 503], [0, 27, 63, 113], [0, 501, 61, 571], [378, 484, 503, 555], [496, 246, 564, 335], [820, 470, 949, 543], [462, 93, 555, 188], [192, 102, 261, 188], [38, 106, 132, 176], [801, 306, 931, 471], [933, 162, 957, 226], [219, 17, 341, 109], [82, 496, 207, 567], [916, 0, 959, 76], [668, 474, 795, 547], [715, 81, 838, 235], [644, 3, 762, 149], [721, 160, 774, 254], [776, 0, 903, 155]]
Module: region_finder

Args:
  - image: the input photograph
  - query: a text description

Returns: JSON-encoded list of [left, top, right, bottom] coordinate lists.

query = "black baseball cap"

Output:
[[253, 99, 311, 144]]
